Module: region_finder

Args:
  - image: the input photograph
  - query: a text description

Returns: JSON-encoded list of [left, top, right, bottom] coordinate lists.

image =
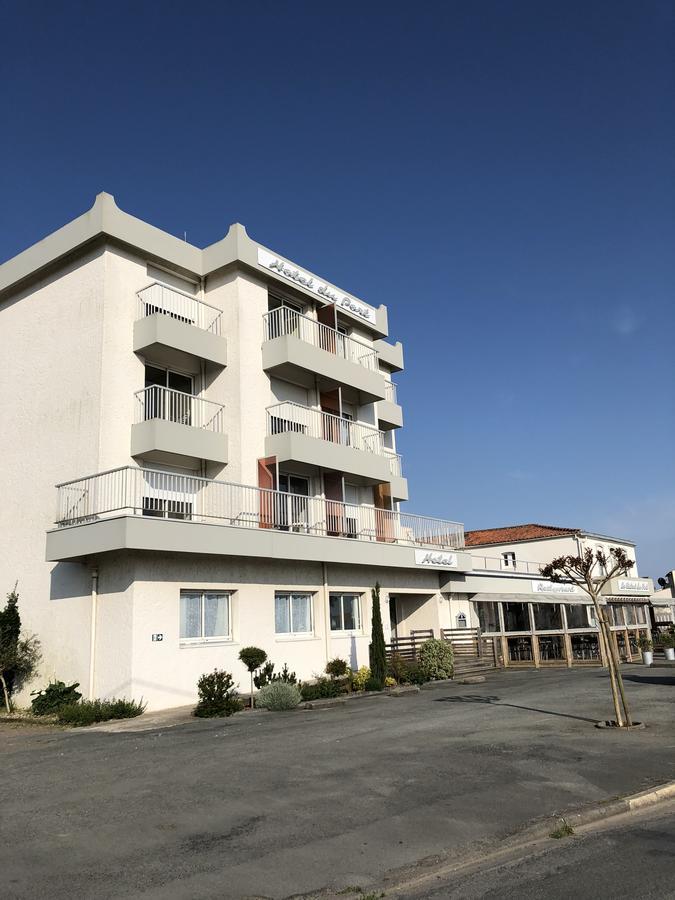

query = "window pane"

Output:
[[476, 602, 500, 632], [564, 604, 590, 629], [180, 592, 201, 638], [503, 602, 530, 632], [329, 595, 342, 631], [624, 605, 637, 625], [275, 594, 291, 633], [291, 594, 311, 633], [635, 605, 646, 625], [204, 593, 228, 637], [343, 595, 359, 630], [532, 603, 562, 630]]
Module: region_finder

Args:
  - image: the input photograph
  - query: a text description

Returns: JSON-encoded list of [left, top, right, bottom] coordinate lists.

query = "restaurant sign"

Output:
[[531, 580, 581, 595], [616, 578, 651, 594], [257, 248, 378, 325]]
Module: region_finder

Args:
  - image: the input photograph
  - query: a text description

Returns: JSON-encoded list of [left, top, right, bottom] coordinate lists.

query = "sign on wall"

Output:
[[415, 550, 458, 569], [257, 248, 378, 325], [531, 580, 581, 595], [616, 578, 651, 594]]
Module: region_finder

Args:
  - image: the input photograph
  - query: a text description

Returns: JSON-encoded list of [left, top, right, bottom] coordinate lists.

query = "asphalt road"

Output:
[[1, 667, 674, 899], [408, 801, 675, 899]]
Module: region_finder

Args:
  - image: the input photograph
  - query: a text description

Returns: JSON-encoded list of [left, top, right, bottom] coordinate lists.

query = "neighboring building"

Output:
[[0, 193, 474, 709], [450, 524, 653, 667], [0, 196, 654, 709], [650, 572, 675, 628]]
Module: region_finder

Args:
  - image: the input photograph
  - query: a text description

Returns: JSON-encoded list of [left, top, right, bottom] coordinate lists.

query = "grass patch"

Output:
[[550, 819, 575, 839]]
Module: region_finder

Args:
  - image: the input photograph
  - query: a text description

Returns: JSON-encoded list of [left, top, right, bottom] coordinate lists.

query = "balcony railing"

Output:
[[135, 385, 225, 432], [54, 467, 464, 549], [263, 308, 378, 372], [470, 554, 546, 575], [384, 380, 398, 403], [137, 283, 223, 335], [266, 402, 402, 476]]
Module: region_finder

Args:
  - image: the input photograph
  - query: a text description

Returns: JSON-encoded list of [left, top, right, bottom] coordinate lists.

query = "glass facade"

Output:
[[503, 602, 530, 632], [476, 601, 500, 633], [532, 603, 562, 630]]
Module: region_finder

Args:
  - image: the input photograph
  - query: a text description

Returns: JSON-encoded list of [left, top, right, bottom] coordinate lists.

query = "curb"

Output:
[[325, 780, 675, 898]]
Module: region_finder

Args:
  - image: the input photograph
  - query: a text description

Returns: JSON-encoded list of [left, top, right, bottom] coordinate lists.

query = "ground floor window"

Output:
[[275, 592, 313, 635], [330, 593, 361, 631], [503, 602, 530, 632], [180, 591, 230, 641], [476, 601, 500, 633], [538, 634, 566, 661], [507, 636, 533, 661], [570, 633, 600, 660], [532, 603, 562, 630], [564, 604, 592, 629]]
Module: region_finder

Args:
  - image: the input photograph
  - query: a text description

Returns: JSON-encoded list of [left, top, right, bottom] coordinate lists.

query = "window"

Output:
[[532, 603, 562, 631], [476, 601, 501, 633], [180, 591, 230, 641], [275, 592, 313, 635], [501, 552, 516, 570], [607, 604, 624, 626], [503, 602, 530, 632], [564, 604, 592, 629], [330, 593, 361, 631]]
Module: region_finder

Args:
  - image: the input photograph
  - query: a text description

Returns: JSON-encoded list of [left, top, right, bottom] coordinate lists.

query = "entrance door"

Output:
[[389, 596, 398, 639]]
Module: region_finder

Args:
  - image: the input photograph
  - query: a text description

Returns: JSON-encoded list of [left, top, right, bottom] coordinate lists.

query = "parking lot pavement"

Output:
[[1, 667, 674, 899]]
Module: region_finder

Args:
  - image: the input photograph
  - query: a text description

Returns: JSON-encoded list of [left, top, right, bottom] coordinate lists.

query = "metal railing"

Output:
[[134, 385, 225, 432], [54, 466, 464, 549], [136, 283, 223, 335], [263, 308, 378, 371], [470, 554, 546, 575], [267, 401, 383, 454], [384, 380, 398, 403]]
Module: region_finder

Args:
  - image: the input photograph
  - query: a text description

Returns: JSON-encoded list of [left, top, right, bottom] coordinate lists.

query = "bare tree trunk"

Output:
[[594, 603, 624, 726], [0, 673, 11, 714], [603, 620, 633, 726]]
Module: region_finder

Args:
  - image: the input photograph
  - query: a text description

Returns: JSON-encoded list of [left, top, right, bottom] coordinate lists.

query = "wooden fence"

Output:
[[385, 628, 500, 669]]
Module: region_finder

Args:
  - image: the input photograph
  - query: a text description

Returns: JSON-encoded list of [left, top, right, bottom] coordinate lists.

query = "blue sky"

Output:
[[1, 1, 673, 575]]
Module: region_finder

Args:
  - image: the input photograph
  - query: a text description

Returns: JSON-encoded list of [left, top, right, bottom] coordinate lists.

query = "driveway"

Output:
[[2, 668, 674, 899]]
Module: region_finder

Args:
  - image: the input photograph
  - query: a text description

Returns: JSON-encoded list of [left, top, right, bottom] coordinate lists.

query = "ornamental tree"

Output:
[[369, 582, 386, 688], [540, 547, 636, 727], [0, 586, 41, 713], [238, 646, 268, 708]]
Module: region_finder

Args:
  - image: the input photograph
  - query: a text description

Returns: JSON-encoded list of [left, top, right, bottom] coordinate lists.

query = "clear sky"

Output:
[[1, 1, 673, 576]]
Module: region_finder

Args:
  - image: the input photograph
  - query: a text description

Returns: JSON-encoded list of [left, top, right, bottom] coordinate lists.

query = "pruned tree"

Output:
[[540, 547, 636, 727]]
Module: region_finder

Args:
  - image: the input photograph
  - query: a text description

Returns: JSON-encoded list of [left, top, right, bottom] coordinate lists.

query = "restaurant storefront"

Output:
[[473, 595, 650, 668]]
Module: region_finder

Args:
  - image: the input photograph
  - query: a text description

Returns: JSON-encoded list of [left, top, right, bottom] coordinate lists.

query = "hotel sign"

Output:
[[257, 248, 378, 325], [616, 578, 651, 594], [415, 550, 458, 569], [531, 580, 581, 595]]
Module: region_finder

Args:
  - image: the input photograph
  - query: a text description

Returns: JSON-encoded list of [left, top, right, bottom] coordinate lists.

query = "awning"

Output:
[[471, 593, 594, 606], [604, 596, 652, 604]]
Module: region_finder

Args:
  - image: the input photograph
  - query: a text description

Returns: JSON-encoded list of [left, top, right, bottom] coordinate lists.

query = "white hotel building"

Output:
[[0, 196, 653, 708]]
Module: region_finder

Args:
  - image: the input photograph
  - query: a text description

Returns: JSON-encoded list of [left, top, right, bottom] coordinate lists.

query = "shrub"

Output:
[[0, 587, 41, 712], [365, 676, 383, 692], [387, 653, 409, 684], [195, 669, 243, 718], [384, 676, 396, 688], [637, 636, 653, 652], [404, 661, 429, 685], [57, 698, 145, 727], [369, 582, 386, 685], [31, 680, 82, 716], [660, 634, 674, 649], [325, 657, 348, 679], [239, 647, 268, 706], [418, 639, 454, 680], [349, 666, 371, 692], [300, 677, 343, 701], [256, 681, 302, 711], [254, 661, 297, 689]]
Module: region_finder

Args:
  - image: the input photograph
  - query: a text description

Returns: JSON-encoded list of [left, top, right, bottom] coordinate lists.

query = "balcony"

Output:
[[46, 467, 468, 571], [262, 308, 387, 403], [130, 385, 228, 468], [133, 283, 227, 368], [378, 379, 403, 430], [265, 402, 408, 500]]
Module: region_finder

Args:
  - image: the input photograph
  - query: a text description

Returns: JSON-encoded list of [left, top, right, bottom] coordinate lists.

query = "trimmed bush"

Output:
[[384, 676, 396, 688], [418, 639, 454, 680], [404, 660, 429, 685], [195, 669, 243, 718], [325, 657, 348, 679], [387, 653, 409, 684], [31, 680, 82, 716], [349, 665, 371, 692], [57, 698, 145, 727], [256, 681, 302, 711], [300, 677, 342, 701], [364, 676, 383, 692]]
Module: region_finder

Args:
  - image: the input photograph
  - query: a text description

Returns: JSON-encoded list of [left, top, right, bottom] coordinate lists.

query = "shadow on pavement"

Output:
[[434, 693, 598, 723], [623, 674, 675, 687]]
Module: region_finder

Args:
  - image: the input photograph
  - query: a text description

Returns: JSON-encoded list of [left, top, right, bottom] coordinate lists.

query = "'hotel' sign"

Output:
[[415, 550, 458, 569], [258, 248, 378, 325]]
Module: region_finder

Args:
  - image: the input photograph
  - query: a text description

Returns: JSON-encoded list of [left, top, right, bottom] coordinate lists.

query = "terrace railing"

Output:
[[54, 467, 464, 549], [134, 385, 225, 432], [136, 283, 223, 335], [263, 308, 378, 371]]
